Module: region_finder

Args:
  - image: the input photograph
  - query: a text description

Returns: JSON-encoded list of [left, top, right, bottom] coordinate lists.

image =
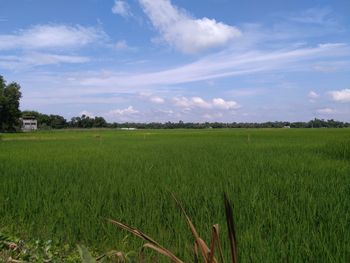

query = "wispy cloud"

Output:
[[112, 0, 133, 18], [288, 7, 337, 26], [79, 43, 350, 89], [0, 24, 105, 51], [227, 88, 266, 97], [0, 52, 90, 69], [114, 40, 137, 52], [139, 0, 241, 53], [316, 107, 336, 114]]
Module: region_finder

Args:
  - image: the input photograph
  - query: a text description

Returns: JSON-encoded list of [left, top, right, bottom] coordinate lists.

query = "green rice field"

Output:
[[0, 129, 349, 262]]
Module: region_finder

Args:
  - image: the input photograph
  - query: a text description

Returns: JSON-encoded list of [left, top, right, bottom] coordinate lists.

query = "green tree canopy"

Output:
[[0, 75, 22, 132]]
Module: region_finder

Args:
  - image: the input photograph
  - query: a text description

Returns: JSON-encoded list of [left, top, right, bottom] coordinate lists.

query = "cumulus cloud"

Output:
[[139, 0, 241, 53], [173, 96, 210, 109], [191, 97, 212, 109], [173, 96, 240, 110], [108, 106, 139, 116], [212, 98, 240, 110], [150, 96, 165, 104], [308, 90, 320, 102], [112, 0, 132, 17], [316, 108, 336, 114], [329, 89, 350, 103], [308, 91, 319, 99], [0, 24, 105, 51]]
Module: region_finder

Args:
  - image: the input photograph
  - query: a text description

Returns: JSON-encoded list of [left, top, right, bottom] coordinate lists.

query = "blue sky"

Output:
[[0, 0, 350, 122]]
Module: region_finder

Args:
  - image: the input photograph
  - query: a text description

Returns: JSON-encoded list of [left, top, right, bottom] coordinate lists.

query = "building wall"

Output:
[[22, 120, 38, 131]]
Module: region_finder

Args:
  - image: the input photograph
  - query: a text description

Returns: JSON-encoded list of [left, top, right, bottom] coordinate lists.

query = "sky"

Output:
[[0, 0, 350, 123]]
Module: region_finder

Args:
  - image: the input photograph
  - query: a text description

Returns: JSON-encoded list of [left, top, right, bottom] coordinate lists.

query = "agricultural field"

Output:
[[0, 129, 349, 262]]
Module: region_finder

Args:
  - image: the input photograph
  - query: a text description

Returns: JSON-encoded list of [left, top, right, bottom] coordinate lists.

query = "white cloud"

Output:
[[26, 52, 90, 64], [329, 89, 350, 103], [173, 96, 212, 109], [150, 96, 165, 104], [158, 109, 174, 115], [0, 24, 105, 51], [213, 98, 240, 110], [80, 43, 350, 88], [15, 43, 350, 119], [228, 88, 265, 97], [191, 97, 212, 109], [203, 112, 224, 119], [173, 96, 240, 110], [114, 40, 137, 51], [139, 0, 241, 53], [312, 64, 337, 73], [316, 108, 336, 114], [112, 0, 132, 17], [0, 52, 89, 69], [289, 7, 336, 26], [308, 90, 320, 102], [308, 91, 319, 99], [108, 106, 139, 116], [173, 97, 192, 108], [115, 40, 129, 50]]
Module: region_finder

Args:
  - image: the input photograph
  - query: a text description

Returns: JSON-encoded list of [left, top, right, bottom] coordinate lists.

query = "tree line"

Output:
[[19, 114, 350, 130], [20, 111, 108, 129], [1, 74, 350, 132]]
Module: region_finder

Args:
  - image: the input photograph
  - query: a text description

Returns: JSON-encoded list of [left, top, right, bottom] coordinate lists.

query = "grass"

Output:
[[0, 129, 349, 262]]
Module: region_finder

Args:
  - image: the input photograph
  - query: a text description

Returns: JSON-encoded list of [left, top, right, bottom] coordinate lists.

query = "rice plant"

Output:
[[1, 129, 349, 262]]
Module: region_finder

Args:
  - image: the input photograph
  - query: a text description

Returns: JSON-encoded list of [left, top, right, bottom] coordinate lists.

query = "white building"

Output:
[[21, 117, 38, 131], [120, 127, 136, 130]]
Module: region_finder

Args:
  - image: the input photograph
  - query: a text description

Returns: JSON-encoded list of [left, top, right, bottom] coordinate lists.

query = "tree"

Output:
[[68, 115, 107, 128], [0, 76, 6, 128], [93, 117, 107, 128], [21, 111, 68, 129], [0, 75, 22, 132]]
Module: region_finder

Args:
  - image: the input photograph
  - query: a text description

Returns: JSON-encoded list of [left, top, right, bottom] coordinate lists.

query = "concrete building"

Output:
[[21, 117, 38, 131]]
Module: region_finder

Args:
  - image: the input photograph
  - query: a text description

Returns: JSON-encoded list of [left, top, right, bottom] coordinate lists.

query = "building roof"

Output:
[[22, 116, 37, 120]]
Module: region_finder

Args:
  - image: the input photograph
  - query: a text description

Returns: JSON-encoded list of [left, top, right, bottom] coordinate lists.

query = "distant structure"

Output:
[[21, 116, 38, 131], [120, 127, 136, 130], [283, 125, 291, 129]]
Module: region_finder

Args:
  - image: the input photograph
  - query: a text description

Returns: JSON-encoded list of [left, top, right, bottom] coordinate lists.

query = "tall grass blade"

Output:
[[209, 224, 225, 263], [108, 219, 184, 263], [170, 192, 217, 263], [142, 243, 181, 262], [194, 242, 199, 263], [209, 224, 218, 263], [224, 194, 238, 263]]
